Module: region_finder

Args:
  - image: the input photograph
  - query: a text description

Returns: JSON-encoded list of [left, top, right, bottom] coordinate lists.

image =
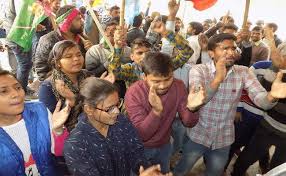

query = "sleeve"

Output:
[[125, 88, 162, 142], [34, 37, 53, 81], [177, 82, 199, 127], [64, 142, 100, 176], [124, 118, 149, 174], [85, 46, 107, 77], [164, 31, 194, 70], [38, 81, 57, 113], [108, 48, 139, 83], [235, 42, 252, 66], [259, 47, 270, 60], [242, 68, 277, 110]]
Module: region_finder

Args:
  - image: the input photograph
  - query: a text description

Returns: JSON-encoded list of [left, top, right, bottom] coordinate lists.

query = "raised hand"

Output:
[[148, 85, 163, 116], [168, 0, 180, 17], [79, 35, 93, 50], [214, 50, 227, 83], [198, 33, 209, 51], [270, 71, 286, 99], [100, 71, 115, 83], [263, 27, 275, 41], [187, 84, 206, 111], [114, 25, 127, 49], [55, 80, 76, 107], [52, 100, 71, 133], [139, 165, 173, 176], [150, 17, 167, 36]]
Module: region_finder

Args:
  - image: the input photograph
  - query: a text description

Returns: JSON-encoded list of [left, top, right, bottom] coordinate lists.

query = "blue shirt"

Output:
[[64, 113, 148, 176]]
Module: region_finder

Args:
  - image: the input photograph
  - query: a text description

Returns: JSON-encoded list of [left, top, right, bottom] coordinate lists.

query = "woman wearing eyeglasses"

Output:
[[63, 77, 150, 176]]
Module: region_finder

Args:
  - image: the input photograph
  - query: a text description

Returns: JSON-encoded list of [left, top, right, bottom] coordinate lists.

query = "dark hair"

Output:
[[222, 23, 238, 32], [50, 40, 80, 69], [219, 16, 234, 23], [80, 77, 118, 107], [79, 6, 86, 15], [133, 14, 143, 28], [0, 69, 16, 78], [208, 33, 237, 51], [142, 52, 173, 76], [110, 5, 120, 12], [252, 26, 262, 32], [110, 16, 120, 24], [266, 23, 278, 32], [189, 22, 204, 35], [56, 5, 76, 18], [131, 38, 151, 52], [104, 20, 118, 31]]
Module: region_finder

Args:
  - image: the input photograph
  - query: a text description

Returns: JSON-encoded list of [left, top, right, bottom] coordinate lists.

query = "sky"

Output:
[[70, 0, 286, 40], [145, 0, 286, 40]]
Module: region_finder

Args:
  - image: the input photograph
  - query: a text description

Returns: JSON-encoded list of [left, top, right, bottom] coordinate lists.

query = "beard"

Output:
[[70, 25, 83, 35], [225, 58, 235, 68]]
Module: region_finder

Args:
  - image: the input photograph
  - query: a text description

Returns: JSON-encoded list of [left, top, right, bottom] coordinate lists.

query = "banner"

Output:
[[7, 0, 48, 52]]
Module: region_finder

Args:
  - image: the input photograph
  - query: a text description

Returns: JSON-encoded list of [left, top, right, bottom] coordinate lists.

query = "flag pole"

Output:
[[120, 0, 126, 26], [84, 0, 114, 52], [242, 0, 250, 28]]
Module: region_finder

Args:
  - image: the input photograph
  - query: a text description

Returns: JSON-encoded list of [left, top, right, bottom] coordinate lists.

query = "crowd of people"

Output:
[[0, 0, 286, 175]]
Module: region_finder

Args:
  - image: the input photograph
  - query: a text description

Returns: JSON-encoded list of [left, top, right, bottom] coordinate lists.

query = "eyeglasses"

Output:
[[94, 99, 123, 114]]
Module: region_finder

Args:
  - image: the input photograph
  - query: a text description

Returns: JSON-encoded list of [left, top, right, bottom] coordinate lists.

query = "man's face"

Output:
[[251, 30, 262, 42], [144, 73, 174, 95], [175, 19, 182, 32], [110, 9, 120, 18], [210, 39, 238, 68], [70, 14, 84, 34], [187, 25, 194, 36], [105, 25, 117, 45], [131, 46, 150, 65]]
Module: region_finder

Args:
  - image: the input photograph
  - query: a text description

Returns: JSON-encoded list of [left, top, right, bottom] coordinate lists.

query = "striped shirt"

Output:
[[187, 61, 277, 149]]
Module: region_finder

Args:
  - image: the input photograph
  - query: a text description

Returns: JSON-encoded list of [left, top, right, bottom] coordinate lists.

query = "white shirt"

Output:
[[3, 110, 54, 175]]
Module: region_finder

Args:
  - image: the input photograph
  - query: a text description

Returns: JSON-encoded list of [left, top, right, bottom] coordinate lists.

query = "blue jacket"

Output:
[[0, 101, 56, 176]]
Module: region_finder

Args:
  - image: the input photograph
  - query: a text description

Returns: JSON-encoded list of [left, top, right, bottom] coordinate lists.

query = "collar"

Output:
[[253, 40, 262, 46]]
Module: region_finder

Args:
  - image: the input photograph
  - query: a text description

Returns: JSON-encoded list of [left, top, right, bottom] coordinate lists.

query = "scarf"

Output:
[[50, 69, 89, 131]]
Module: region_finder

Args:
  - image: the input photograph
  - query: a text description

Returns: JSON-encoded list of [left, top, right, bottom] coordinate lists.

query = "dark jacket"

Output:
[[0, 102, 56, 176], [64, 114, 148, 176]]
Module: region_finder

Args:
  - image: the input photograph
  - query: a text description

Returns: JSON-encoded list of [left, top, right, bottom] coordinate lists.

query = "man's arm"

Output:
[[108, 48, 139, 83], [164, 31, 194, 70], [243, 68, 277, 110]]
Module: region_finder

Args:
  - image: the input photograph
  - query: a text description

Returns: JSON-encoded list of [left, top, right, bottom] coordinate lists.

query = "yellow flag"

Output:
[[92, 0, 103, 7]]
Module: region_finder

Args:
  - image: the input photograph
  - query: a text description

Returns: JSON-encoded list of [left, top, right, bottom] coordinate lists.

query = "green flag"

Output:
[[7, 0, 47, 52]]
